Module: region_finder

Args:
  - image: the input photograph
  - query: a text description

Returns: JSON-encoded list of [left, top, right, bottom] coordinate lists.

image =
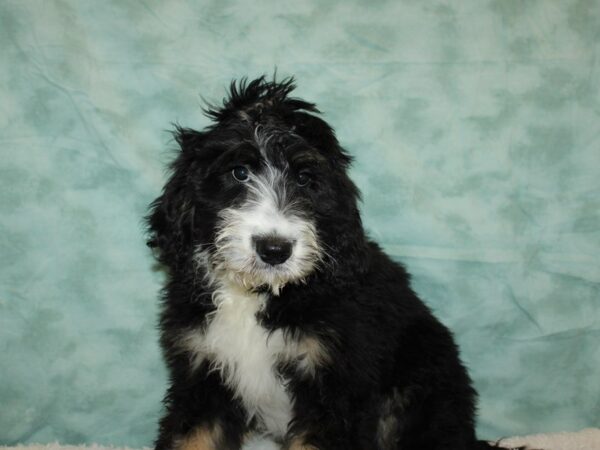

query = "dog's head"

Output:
[[148, 77, 365, 294]]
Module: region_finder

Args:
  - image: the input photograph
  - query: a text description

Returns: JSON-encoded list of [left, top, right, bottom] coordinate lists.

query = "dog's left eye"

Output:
[[297, 171, 311, 186], [232, 166, 250, 182]]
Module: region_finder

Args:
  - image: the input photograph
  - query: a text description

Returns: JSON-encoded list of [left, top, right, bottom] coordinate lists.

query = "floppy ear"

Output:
[[292, 111, 353, 169], [146, 128, 206, 267], [287, 112, 367, 275]]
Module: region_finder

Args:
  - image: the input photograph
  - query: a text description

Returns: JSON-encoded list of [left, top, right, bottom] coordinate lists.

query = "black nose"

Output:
[[254, 236, 293, 265]]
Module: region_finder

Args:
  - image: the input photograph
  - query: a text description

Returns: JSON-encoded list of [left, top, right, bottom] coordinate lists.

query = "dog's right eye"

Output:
[[232, 166, 250, 182]]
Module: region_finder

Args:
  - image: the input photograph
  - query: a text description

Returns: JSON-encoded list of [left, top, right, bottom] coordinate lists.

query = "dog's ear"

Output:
[[146, 172, 197, 268], [173, 125, 207, 154], [146, 128, 206, 267], [291, 111, 353, 169], [288, 112, 368, 275]]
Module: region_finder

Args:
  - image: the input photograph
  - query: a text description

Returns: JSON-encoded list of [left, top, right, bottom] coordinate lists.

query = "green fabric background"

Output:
[[1, 0, 599, 447]]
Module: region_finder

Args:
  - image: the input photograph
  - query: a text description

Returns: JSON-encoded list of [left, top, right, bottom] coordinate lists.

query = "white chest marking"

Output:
[[182, 283, 293, 438]]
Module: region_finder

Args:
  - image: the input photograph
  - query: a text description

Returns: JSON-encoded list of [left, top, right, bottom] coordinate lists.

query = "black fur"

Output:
[[147, 76, 521, 450]]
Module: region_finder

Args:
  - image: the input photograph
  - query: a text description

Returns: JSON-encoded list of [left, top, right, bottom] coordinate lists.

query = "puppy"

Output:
[[147, 77, 520, 450]]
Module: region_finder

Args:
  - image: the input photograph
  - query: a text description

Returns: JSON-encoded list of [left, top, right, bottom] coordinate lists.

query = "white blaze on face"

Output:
[[210, 164, 321, 294]]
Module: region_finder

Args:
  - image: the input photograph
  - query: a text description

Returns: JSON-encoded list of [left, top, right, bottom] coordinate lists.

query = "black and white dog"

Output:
[[147, 77, 519, 450]]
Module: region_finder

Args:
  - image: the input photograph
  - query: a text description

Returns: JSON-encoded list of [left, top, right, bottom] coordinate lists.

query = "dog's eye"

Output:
[[232, 166, 250, 182], [297, 171, 311, 187]]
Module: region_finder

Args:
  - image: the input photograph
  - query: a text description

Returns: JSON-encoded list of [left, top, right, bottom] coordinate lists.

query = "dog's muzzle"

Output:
[[253, 235, 293, 265]]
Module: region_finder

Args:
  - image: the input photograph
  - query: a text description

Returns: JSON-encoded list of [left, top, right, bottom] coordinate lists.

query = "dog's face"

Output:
[[148, 77, 363, 293]]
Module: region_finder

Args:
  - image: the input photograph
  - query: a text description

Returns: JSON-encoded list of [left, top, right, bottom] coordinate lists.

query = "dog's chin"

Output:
[[226, 264, 307, 296], [206, 256, 310, 296]]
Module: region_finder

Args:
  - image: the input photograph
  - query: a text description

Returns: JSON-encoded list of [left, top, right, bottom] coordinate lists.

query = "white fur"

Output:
[[211, 164, 321, 295], [181, 280, 293, 438]]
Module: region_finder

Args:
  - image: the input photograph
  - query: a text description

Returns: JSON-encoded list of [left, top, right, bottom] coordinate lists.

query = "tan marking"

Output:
[[175, 423, 223, 450], [293, 335, 331, 376], [242, 430, 255, 442], [287, 435, 319, 450]]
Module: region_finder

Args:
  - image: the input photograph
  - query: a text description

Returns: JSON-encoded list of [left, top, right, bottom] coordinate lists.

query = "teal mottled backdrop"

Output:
[[1, 0, 599, 447]]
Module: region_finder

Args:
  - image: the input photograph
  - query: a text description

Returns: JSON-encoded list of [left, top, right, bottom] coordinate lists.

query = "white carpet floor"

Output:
[[2, 429, 600, 450]]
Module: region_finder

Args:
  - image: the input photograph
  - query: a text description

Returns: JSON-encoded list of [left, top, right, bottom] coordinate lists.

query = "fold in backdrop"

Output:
[[1, 0, 599, 447]]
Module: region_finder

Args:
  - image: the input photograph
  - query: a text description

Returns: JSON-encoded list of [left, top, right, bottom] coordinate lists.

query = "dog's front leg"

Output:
[[282, 388, 359, 450], [283, 433, 320, 450], [283, 420, 355, 450], [155, 369, 249, 450]]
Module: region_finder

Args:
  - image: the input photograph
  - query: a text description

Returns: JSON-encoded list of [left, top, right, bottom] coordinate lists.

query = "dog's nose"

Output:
[[253, 236, 293, 265]]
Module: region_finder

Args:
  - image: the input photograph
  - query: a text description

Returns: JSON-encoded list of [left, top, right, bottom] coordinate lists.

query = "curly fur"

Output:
[[147, 76, 523, 450]]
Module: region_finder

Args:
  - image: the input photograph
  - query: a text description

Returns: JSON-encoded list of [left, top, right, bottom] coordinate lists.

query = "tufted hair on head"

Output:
[[203, 76, 319, 124]]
